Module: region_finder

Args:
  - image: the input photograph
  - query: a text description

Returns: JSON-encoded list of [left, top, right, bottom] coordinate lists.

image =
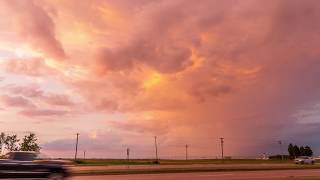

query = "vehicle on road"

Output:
[[0, 151, 70, 179], [294, 156, 315, 164]]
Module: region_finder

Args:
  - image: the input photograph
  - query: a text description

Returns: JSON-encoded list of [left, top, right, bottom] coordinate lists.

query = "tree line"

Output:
[[288, 143, 313, 158], [0, 132, 41, 153]]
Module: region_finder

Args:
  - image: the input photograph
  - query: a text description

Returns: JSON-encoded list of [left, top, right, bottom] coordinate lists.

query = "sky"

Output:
[[0, 0, 320, 159]]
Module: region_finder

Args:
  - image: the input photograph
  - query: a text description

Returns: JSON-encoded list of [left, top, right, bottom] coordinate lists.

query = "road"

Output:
[[70, 169, 320, 180]]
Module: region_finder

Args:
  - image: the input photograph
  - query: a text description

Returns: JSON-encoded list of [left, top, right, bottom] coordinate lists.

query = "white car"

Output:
[[294, 156, 315, 164]]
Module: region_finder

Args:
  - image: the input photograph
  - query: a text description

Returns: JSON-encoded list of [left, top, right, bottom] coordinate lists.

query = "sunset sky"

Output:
[[0, 0, 320, 159]]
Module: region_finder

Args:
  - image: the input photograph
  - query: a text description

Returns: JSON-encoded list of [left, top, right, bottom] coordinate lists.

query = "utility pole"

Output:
[[74, 133, 79, 160], [220, 137, 224, 160], [278, 140, 283, 160], [154, 136, 158, 161], [83, 150, 86, 160], [185, 144, 189, 160], [127, 148, 130, 161]]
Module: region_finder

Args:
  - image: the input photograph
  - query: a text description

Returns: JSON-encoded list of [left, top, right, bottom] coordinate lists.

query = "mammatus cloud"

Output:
[[1, 0, 320, 157]]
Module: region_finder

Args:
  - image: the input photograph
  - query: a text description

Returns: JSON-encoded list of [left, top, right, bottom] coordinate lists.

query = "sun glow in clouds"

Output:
[[143, 72, 163, 89]]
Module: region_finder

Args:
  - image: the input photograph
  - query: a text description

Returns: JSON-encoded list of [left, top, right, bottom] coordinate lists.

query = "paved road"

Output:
[[70, 169, 320, 180]]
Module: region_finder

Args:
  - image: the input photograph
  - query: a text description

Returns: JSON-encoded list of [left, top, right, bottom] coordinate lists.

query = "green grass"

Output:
[[74, 159, 157, 166], [73, 159, 301, 166], [158, 159, 293, 165]]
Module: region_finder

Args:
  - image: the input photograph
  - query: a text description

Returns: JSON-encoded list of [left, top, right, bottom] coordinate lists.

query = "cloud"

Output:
[[188, 83, 233, 103], [60, 0, 320, 150], [3, 58, 56, 77], [110, 118, 169, 135], [0, 85, 74, 118], [96, 41, 192, 74], [0, 95, 35, 108], [2, 0, 65, 59], [19, 109, 68, 117], [2, 0, 320, 157], [42, 94, 74, 106], [42, 131, 122, 152], [93, 99, 119, 112], [3, 84, 43, 98], [2, 84, 74, 107]]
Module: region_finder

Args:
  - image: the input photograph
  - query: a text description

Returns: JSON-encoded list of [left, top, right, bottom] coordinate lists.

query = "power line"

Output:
[[75, 133, 79, 160]]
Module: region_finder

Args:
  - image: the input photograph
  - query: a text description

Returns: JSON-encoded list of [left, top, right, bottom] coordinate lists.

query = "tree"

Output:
[[19, 133, 40, 152], [293, 145, 300, 158], [5, 135, 19, 151], [299, 146, 306, 156], [0, 132, 6, 153], [304, 146, 313, 157], [288, 144, 294, 158]]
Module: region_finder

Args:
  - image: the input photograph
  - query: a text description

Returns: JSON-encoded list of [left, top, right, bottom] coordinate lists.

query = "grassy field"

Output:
[[70, 159, 320, 177], [73, 159, 300, 166]]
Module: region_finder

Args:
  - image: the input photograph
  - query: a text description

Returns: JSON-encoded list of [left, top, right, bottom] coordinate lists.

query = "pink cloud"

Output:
[[3, 84, 43, 98], [110, 119, 169, 135], [4, 58, 55, 77], [43, 94, 74, 106], [0, 95, 35, 108], [2, 84, 74, 107], [19, 109, 68, 117], [2, 0, 65, 59]]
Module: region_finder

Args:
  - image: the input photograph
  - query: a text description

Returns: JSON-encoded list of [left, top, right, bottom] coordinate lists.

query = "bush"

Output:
[[152, 160, 160, 164], [74, 160, 86, 164]]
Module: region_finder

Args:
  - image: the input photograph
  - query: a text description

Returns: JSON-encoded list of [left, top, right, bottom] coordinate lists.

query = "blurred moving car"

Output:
[[0, 151, 70, 179], [294, 156, 315, 164]]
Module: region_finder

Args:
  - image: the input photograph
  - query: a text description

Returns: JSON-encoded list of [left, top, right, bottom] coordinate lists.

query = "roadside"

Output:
[[70, 169, 320, 180], [69, 163, 320, 176], [72, 159, 296, 166]]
